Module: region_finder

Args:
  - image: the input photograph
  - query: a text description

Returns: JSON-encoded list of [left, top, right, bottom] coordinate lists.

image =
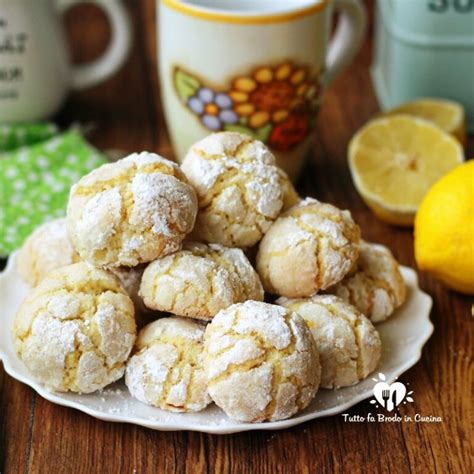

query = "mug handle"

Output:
[[325, 0, 367, 85], [55, 0, 132, 90]]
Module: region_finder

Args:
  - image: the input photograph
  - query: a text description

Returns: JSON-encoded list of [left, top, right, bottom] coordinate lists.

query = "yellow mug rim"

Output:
[[161, 0, 329, 24]]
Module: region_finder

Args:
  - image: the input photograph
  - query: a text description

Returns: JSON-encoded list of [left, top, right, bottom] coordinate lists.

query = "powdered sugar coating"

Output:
[[181, 132, 294, 248], [67, 152, 197, 267], [256, 198, 361, 297], [139, 242, 264, 320], [12, 262, 136, 393], [277, 294, 381, 389], [125, 317, 210, 412], [326, 241, 406, 323], [17, 218, 80, 286], [203, 301, 320, 422]]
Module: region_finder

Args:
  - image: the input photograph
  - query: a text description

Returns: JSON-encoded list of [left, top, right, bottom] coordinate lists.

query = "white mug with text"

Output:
[[0, 0, 132, 123]]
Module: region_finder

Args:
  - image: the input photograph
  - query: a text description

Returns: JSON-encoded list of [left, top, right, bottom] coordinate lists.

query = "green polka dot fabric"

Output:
[[0, 128, 107, 256], [0, 122, 58, 152]]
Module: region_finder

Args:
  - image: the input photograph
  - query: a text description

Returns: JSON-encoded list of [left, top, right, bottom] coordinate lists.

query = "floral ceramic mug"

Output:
[[158, 0, 366, 179]]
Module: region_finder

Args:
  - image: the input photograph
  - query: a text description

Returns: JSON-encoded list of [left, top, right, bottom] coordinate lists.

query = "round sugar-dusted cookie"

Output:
[[181, 132, 295, 248], [277, 294, 381, 389], [326, 241, 406, 323], [67, 152, 197, 267], [125, 316, 210, 412], [256, 198, 360, 297], [12, 262, 136, 393], [140, 242, 264, 320], [203, 301, 320, 422], [17, 218, 80, 286]]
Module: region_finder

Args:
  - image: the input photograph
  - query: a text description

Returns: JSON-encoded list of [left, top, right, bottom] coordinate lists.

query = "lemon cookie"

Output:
[[326, 241, 406, 323], [203, 301, 320, 422], [67, 152, 198, 267], [277, 294, 381, 389], [140, 242, 264, 320], [17, 218, 80, 286], [181, 132, 292, 248], [12, 262, 136, 393], [256, 198, 360, 297], [125, 317, 210, 412]]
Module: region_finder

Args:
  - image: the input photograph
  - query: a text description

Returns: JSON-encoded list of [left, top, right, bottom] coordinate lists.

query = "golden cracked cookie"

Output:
[[17, 218, 80, 286], [125, 316, 210, 412], [181, 132, 295, 248], [203, 301, 320, 422], [326, 241, 406, 323], [256, 198, 361, 297], [277, 294, 381, 389], [12, 262, 136, 393], [140, 242, 264, 320], [67, 152, 198, 267]]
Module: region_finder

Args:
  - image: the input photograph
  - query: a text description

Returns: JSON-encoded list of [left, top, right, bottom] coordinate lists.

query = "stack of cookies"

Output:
[[12, 132, 406, 423]]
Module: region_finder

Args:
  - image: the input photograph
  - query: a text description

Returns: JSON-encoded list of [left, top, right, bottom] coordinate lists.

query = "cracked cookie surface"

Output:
[[139, 242, 264, 320], [12, 262, 137, 393], [326, 241, 406, 323], [203, 301, 320, 422], [181, 132, 296, 248], [125, 316, 210, 412], [17, 218, 80, 287], [256, 198, 361, 297], [277, 294, 381, 389], [67, 152, 197, 267]]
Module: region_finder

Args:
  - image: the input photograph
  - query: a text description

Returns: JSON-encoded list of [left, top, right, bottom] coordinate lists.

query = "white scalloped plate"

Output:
[[0, 251, 433, 434]]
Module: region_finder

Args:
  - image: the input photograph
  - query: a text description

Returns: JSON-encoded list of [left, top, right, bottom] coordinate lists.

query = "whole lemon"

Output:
[[414, 160, 474, 294]]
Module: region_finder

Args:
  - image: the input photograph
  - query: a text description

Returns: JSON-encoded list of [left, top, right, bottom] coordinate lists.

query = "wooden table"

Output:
[[1, 1, 471, 472]]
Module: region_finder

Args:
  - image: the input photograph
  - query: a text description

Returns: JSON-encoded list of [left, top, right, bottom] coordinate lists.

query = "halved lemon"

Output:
[[384, 98, 466, 146], [348, 115, 464, 226]]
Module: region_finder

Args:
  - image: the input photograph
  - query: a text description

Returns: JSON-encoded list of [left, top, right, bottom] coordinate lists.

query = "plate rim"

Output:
[[0, 251, 433, 434]]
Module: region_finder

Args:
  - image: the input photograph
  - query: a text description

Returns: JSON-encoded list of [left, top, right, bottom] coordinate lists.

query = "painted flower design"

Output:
[[188, 88, 239, 131], [269, 112, 311, 152], [229, 63, 319, 129], [174, 62, 322, 151]]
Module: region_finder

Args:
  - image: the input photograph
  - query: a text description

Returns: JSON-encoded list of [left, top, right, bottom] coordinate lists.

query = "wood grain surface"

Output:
[[1, 1, 472, 473]]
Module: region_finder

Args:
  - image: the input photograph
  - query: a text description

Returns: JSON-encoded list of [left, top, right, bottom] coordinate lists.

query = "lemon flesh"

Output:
[[415, 161, 474, 295], [385, 98, 466, 145], [349, 115, 464, 226]]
